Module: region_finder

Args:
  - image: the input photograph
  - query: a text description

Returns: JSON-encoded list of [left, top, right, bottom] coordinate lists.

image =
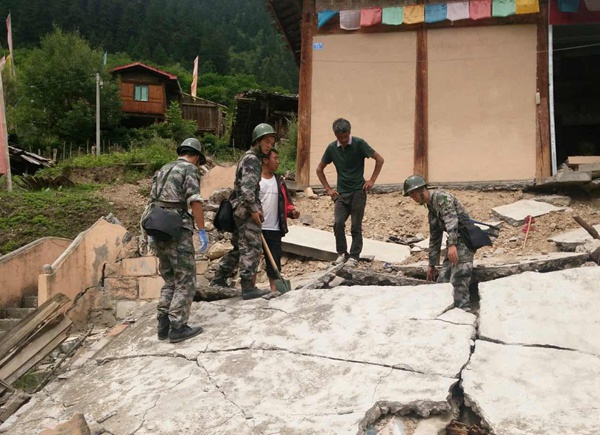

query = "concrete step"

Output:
[[1, 307, 36, 319], [0, 318, 20, 333], [21, 295, 38, 309]]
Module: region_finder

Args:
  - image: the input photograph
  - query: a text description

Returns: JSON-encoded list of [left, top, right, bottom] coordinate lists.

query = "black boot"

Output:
[[241, 283, 270, 300], [169, 324, 204, 343], [210, 277, 230, 288], [157, 314, 170, 341]]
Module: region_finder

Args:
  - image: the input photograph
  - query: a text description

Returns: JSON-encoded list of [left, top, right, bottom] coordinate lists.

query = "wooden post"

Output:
[[296, 0, 315, 189], [52, 148, 58, 162], [413, 26, 428, 179], [535, 2, 551, 181]]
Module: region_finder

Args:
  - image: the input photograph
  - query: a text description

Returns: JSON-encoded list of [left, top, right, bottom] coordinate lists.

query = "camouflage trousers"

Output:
[[437, 240, 474, 309], [214, 215, 262, 287], [155, 228, 196, 329]]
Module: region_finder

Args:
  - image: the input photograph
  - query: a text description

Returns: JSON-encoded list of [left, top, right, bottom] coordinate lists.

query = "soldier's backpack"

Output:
[[214, 198, 235, 233], [142, 163, 184, 241], [459, 221, 493, 252]]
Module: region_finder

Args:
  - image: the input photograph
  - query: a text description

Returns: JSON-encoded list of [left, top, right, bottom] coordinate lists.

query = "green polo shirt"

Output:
[[321, 136, 375, 194]]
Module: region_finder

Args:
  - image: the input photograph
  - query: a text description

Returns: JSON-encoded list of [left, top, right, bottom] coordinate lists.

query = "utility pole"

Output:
[[0, 71, 12, 192], [96, 73, 101, 155]]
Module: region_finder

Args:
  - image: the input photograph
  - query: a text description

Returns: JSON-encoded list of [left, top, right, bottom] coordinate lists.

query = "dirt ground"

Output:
[[99, 171, 600, 281]]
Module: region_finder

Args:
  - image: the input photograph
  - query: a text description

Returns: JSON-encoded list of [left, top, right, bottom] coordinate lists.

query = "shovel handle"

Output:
[[260, 233, 283, 280]]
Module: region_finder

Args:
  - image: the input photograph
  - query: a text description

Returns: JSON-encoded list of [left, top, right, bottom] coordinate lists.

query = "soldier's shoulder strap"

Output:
[[153, 161, 185, 201]]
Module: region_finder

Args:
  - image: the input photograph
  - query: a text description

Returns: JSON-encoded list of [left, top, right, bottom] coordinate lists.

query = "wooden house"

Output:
[[111, 62, 227, 136], [230, 90, 298, 149], [266, 0, 600, 188]]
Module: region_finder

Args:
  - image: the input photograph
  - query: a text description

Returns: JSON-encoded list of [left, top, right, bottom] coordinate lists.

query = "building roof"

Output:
[[265, 0, 303, 65], [111, 62, 178, 80]]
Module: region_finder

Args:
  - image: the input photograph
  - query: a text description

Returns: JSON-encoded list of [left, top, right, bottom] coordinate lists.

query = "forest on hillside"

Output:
[[0, 0, 298, 91]]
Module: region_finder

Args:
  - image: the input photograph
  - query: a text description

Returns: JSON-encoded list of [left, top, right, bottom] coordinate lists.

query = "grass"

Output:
[[0, 186, 113, 255]]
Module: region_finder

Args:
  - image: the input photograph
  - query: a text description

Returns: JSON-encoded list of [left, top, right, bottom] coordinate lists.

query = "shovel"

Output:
[[261, 233, 292, 294]]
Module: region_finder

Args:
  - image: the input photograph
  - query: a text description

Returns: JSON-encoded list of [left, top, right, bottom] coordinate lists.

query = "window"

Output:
[[134, 85, 149, 102]]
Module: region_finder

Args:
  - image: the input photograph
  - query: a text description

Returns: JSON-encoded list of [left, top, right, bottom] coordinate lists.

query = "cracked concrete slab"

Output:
[[94, 285, 474, 378], [548, 224, 600, 251], [4, 285, 472, 434], [397, 252, 589, 282], [478, 268, 600, 355], [491, 199, 565, 226], [462, 341, 600, 435], [283, 225, 411, 263]]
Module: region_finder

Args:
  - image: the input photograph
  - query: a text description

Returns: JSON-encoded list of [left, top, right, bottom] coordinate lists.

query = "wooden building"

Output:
[[111, 62, 227, 136], [266, 0, 600, 188], [230, 90, 298, 149]]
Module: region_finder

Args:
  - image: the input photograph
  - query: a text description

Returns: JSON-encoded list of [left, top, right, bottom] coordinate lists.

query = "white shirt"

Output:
[[259, 175, 279, 231]]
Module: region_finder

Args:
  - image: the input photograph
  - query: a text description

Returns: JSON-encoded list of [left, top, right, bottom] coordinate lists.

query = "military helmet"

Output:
[[251, 123, 279, 144], [403, 174, 427, 196], [177, 138, 206, 165]]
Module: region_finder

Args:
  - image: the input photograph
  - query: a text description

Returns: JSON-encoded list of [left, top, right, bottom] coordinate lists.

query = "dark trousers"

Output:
[[262, 230, 282, 279], [333, 190, 367, 259]]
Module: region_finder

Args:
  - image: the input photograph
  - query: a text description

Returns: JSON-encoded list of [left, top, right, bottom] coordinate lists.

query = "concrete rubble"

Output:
[[463, 267, 600, 435], [2, 284, 474, 434], [283, 225, 411, 263], [492, 199, 565, 226], [548, 224, 600, 251]]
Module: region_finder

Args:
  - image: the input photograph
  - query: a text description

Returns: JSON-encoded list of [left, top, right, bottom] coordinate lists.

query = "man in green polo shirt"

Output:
[[316, 118, 385, 267]]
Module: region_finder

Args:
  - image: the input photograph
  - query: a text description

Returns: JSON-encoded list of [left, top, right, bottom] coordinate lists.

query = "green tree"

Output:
[[16, 28, 122, 149]]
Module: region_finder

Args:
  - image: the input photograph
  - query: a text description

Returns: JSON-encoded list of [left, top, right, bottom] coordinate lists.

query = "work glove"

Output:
[[197, 229, 209, 254]]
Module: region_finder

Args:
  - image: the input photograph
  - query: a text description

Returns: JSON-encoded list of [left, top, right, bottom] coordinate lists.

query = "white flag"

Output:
[[6, 13, 15, 76]]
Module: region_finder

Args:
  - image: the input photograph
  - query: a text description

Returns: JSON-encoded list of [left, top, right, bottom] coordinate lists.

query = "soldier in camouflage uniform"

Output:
[[403, 175, 475, 310], [210, 123, 277, 300], [144, 138, 209, 343]]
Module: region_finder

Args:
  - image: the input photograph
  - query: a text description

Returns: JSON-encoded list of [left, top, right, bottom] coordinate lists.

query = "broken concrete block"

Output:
[[195, 260, 209, 275], [206, 241, 232, 260], [575, 239, 600, 264], [413, 413, 454, 435], [532, 194, 571, 207], [463, 341, 600, 435], [283, 225, 411, 263], [103, 262, 122, 278], [121, 257, 158, 277], [492, 199, 565, 226], [39, 413, 91, 435], [549, 224, 600, 251], [104, 278, 138, 300], [437, 309, 477, 327], [138, 276, 164, 300], [543, 170, 592, 186], [478, 268, 600, 355], [115, 300, 141, 320]]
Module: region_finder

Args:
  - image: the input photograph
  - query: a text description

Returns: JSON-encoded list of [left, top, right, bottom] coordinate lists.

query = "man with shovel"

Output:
[[258, 148, 299, 294]]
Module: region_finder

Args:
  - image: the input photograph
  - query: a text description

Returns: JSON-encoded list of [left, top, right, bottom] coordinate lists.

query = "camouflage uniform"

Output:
[[428, 190, 475, 308], [149, 158, 203, 329], [213, 147, 263, 287]]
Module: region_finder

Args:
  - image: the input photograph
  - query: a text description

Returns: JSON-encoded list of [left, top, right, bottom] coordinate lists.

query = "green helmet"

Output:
[[251, 123, 279, 144], [177, 138, 206, 165], [403, 174, 427, 196]]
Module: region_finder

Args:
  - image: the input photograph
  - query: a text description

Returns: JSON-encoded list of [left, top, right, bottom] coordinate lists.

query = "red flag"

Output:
[[191, 55, 198, 98], [6, 13, 15, 76]]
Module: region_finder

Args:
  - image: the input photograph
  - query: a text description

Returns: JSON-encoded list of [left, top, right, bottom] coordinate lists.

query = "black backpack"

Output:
[[214, 198, 235, 232]]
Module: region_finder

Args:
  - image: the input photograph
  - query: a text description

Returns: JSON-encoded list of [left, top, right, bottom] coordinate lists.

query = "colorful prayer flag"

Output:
[[191, 55, 198, 98], [558, 0, 580, 11], [340, 10, 361, 30], [404, 4, 425, 23], [0, 56, 7, 176], [318, 10, 338, 28], [585, 0, 600, 11], [516, 0, 540, 13], [447, 1, 470, 20], [493, 0, 516, 16], [360, 8, 382, 26], [382, 6, 404, 24], [470, 0, 492, 19], [6, 13, 14, 77], [425, 3, 447, 22]]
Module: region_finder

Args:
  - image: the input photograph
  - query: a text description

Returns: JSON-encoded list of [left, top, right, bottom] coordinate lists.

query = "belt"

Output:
[[155, 201, 187, 210]]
